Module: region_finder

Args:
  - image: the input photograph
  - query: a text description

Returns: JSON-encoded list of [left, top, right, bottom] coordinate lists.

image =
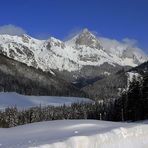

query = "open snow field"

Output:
[[0, 120, 148, 148], [0, 92, 93, 110]]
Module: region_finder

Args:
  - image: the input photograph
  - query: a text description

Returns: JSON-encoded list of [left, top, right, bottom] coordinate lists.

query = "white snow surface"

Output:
[[0, 92, 93, 110], [0, 29, 147, 72], [126, 72, 142, 89], [0, 120, 148, 148], [127, 72, 141, 82]]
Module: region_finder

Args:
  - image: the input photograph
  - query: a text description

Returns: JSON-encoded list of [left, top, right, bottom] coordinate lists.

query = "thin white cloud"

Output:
[[63, 27, 82, 41], [98, 36, 146, 57], [35, 32, 51, 40], [0, 24, 26, 36], [64, 27, 146, 56], [122, 38, 138, 47]]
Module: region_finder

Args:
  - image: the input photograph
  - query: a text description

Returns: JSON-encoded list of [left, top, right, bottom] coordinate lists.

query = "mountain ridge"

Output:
[[0, 29, 147, 74]]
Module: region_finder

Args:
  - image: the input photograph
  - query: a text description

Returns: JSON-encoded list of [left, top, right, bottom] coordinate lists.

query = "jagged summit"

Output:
[[80, 28, 95, 37], [82, 28, 89, 32], [0, 30, 147, 72], [44, 37, 65, 50], [21, 34, 32, 38], [74, 28, 101, 49], [65, 28, 102, 50]]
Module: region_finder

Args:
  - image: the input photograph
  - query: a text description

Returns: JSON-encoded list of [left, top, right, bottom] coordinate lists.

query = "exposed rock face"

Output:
[[75, 29, 102, 49]]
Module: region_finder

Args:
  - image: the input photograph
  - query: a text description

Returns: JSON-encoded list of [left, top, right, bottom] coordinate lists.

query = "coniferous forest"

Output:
[[0, 102, 112, 128], [116, 73, 148, 121], [0, 72, 148, 128]]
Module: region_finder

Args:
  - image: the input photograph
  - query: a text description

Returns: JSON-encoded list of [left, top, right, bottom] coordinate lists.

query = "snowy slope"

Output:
[[126, 72, 142, 89], [99, 37, 147, 67], [127, 72, 141, 82], [0, 92, 93, 110], [0, 29, 147, 72], [0, 120, 148, 148]]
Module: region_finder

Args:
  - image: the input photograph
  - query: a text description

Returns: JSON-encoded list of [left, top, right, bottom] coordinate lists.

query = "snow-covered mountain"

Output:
[[0, 29, 147, 73]]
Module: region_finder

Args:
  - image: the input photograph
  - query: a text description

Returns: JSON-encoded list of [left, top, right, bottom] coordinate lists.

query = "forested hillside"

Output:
[[0, 54, 86, 97]]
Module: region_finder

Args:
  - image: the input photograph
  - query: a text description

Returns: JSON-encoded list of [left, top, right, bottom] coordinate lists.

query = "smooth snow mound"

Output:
[[0, 120, 148, 148], [0, 92, 93, 110]]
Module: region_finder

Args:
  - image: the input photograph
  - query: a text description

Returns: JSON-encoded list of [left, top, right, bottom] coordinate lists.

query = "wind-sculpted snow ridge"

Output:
[[0, 29, 147, 73], [0, 120, 148, 148]]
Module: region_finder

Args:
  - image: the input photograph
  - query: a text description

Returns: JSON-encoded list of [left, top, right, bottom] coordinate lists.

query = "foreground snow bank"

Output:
[[0, 120, 148, 148], [0, 92, 93, 110]]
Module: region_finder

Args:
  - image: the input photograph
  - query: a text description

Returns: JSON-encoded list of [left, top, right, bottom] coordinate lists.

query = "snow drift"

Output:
[[0, 120, 148, 148]]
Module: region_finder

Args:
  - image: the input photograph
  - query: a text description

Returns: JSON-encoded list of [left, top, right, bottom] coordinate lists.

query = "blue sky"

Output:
[[0, 0, 147, 51]]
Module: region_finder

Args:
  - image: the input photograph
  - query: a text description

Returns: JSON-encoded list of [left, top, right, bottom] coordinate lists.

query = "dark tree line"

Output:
[[0, 101, 120, 128], [114, 73, 148, 121]]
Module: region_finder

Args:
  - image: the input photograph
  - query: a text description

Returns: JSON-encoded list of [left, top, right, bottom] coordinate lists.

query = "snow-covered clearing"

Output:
[[0, 92, 93, 110], [0, 120, 148, 148]]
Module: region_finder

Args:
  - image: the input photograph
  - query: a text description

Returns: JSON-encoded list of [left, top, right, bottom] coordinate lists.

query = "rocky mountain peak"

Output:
[[75, 28, 101, 49], [45, 37, 65, 49], [21, 34, 32, 43], [0, 30, 147, 73], [81, 28, 93, 35]]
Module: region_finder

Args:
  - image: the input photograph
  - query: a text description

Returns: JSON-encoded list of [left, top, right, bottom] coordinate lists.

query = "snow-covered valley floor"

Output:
[[0, 120, 148, 148], [0, 92, 93, 110]]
